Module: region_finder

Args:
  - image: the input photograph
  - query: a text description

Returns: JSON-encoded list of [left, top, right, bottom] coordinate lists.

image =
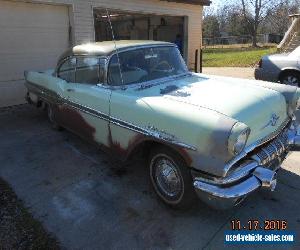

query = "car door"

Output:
[[57, 56, 111, 145]]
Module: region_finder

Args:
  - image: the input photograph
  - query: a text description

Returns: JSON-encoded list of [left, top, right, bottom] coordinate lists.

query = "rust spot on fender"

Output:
[[107, 126, 146, 159], [108, 128, 193, 166], [107, 125, 127, 157], [52, 105, 193, 166], [54, 105, 96, 142], [175, 147, 193, 166]]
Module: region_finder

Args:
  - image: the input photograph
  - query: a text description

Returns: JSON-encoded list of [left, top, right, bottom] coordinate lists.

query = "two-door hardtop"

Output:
[[25, 40, 300, 209]]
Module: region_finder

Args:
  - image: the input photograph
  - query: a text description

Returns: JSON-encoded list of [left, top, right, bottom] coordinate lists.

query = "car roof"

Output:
[[59, 40, 175, 60]]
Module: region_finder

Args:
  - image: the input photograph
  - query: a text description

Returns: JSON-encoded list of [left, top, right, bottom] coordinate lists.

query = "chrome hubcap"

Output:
[[283, 76, 299, 86], [154, 157, 182, 197]]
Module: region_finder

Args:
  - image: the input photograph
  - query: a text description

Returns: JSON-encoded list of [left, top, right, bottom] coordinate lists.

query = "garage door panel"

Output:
[[0, 29, 69, 52], [0, 55, 60, 82], [0, 0, 70, 106], [0, 80, 27, 107], [0, 1, 69, 27]]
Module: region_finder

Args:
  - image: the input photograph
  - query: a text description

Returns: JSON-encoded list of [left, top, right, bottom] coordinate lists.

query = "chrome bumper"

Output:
[[193, 122, 300, 210]]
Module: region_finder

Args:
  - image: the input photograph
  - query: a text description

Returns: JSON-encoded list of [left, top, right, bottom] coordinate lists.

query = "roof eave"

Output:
[[159, 0, 211, 6]]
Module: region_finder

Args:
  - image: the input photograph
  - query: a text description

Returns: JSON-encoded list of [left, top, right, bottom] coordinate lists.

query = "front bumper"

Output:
[[193, 121, 300, 209]]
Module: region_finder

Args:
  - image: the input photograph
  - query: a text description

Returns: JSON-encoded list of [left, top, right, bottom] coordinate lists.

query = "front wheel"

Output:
[[280, 72, 300, 87], [149, 146, 197, 209]]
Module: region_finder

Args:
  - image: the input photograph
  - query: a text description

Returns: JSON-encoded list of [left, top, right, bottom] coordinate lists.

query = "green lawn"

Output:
[[203, 46, 277, 67]]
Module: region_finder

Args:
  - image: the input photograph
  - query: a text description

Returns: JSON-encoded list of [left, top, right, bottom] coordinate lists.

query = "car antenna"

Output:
[[105, 8, 124, 87]]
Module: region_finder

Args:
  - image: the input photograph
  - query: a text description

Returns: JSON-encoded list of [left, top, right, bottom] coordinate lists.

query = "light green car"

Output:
[[25, 40, 300, 209]]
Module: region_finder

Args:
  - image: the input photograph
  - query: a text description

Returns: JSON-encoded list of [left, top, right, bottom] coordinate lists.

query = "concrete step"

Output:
[[281, 31, 300, 53]]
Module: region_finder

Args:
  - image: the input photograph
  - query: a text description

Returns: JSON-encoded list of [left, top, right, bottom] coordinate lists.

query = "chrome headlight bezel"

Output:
[[228, 122, 251, 156]]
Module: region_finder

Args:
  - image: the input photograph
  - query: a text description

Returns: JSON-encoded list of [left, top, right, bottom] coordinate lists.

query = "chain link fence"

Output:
[[203, 34, 283, 48]]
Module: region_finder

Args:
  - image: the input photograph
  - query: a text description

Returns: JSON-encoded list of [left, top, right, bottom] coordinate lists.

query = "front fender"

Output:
[[136, 98, 239, 176]]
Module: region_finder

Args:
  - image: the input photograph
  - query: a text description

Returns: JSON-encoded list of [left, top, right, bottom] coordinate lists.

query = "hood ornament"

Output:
[[261, 113, 280, 130]]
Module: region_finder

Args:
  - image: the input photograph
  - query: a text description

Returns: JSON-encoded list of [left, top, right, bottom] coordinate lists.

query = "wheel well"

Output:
[[127, 140, 190, 165], [279, 69, 300, 81]]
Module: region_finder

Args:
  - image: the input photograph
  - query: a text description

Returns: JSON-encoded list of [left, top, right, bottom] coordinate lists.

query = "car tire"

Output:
[[149, 146, 197, 209], [280, 71, 300, 87], [47, 104, 62, 130]]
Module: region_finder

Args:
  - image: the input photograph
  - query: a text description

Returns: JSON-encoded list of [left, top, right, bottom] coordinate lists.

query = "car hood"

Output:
[[139, 74, 288, 146]]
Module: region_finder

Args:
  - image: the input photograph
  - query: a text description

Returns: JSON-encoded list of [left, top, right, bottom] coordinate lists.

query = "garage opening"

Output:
[[93, 9, 187, 61]]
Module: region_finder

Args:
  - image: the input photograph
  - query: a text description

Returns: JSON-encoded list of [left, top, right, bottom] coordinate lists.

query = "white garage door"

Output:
[[0, 1, 70, 107]]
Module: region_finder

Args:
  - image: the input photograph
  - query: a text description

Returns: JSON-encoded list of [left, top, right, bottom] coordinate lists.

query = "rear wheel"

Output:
[[149, 146, 197, 209], [47, 104, 62, 130], [280, 71, 300, 86]]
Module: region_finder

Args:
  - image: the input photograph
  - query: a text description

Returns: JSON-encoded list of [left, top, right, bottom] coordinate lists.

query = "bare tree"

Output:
[[240, 0, 284, 47]]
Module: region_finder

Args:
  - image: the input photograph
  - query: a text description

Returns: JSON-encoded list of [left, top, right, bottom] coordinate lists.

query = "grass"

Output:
[[203, 45, 277, 67]]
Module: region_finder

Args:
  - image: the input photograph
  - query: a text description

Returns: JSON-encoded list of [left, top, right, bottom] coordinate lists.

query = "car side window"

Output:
[[76, 57, 106, 84], [58, 58, 76, 82]]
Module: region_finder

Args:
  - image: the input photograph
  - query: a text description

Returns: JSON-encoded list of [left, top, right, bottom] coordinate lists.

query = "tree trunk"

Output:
[[252, 33, 258, 47]]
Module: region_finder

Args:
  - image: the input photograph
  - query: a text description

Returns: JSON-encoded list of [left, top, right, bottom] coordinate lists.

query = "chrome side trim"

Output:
[[25, 81, 197, 151], [64, 100, 110, 122], [110, 118, 197, 151]]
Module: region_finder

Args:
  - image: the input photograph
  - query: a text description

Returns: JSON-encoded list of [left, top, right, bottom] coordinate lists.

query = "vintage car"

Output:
[[25, 40, 300, 209]]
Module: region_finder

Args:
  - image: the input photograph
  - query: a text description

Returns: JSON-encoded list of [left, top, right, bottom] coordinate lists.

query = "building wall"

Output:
[[1, 0, 202, 107], [22, 0, 203, 68]]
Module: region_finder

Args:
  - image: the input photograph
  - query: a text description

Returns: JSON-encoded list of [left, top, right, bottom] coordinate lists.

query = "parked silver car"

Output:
[[255, 46, 300, 86]]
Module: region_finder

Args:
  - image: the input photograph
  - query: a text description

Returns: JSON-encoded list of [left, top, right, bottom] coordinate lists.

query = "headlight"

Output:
[[228, 122, 250, 156]]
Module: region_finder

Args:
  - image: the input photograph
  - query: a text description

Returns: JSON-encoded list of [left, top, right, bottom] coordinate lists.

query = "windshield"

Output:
[[108, 46, 188, 86]]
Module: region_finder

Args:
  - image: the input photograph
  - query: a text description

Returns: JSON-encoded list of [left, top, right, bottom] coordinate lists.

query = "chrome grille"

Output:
[[250, 128, 289, 165]]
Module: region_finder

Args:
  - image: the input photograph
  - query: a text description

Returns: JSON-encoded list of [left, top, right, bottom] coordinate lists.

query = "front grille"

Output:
[[250, 128, 289, 166]]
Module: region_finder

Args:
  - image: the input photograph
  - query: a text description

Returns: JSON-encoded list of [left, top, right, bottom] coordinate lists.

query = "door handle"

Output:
[[67, 88, 75, 92]]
